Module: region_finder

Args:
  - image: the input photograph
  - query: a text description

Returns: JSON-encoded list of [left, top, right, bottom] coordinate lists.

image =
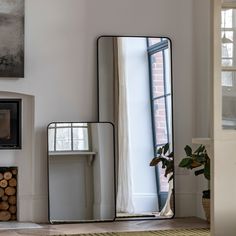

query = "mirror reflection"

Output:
[[221, 7, 236, 129], [48, 122, 115, 222], [98, 36, 174, 219]]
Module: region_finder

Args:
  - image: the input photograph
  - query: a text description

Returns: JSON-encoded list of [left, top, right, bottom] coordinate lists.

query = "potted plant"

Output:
[[178, 144, 210, 222]]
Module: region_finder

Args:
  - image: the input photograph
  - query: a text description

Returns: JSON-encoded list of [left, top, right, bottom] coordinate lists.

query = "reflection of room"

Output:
[[98, 37, 173, 219], [48, 122, 115, 222]]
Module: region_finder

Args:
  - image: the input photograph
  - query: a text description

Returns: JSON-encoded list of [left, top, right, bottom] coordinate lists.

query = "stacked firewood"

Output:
[[0, 168, 17, 221]]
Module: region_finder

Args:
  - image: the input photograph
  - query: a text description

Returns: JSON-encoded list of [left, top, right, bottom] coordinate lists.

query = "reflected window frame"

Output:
[[221, 8, 236, 81], [48, 122, 91, 152], [147, 38, 172, 150], [221, 7, 236, 129], [221, 8, 234, 67], [147, 38, 173, 209]]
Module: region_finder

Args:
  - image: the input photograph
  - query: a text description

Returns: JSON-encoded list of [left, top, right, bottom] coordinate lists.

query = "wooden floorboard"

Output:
[[0, 217, 209, 236]]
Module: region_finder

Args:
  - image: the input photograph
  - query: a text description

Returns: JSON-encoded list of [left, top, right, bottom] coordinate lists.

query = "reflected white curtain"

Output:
[[115, 38, 135, 214]]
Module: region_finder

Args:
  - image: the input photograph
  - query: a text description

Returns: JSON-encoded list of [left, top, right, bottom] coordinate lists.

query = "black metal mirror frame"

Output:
[[97, 35, 175, 221]]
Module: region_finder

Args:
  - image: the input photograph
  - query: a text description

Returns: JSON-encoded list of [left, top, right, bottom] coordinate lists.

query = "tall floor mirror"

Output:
[[48, 122, 115, 223], [98, 36, 174, 219]]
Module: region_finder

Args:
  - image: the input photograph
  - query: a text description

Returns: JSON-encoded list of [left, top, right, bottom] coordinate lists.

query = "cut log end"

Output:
[[4, 172, 12, 181], [8, 196, 16, 205], [11, 214, 16, 221], [2, 195, 8, 201], [0, 188, 4, 198], [0, 168, 17, 221], [8, 178, 16, 187], [9, 205, 16, 214], [0, 211, 11, 221], [11, 169, 17, 175], [0, 180, 8, 188], [5, 187, 16, 196], [0, 202, 9, 210]]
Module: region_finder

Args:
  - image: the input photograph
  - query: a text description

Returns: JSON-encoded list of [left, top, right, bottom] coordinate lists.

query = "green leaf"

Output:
[[194, 145, 206, 154], [157, 147, 162, 155], [165, 161, 174, 176], [184, 145, 192, 156], [195, 154, 205, 163], [205, 153, 210, 160], [194, 145, 202, 153], [167, 151, 174, 158], [150, 157, 161, 166], [179, 158, 192, 168], [178, 144, 210, 181], [190, 161, 202, 169], [161, 158, 168, 168], [200, 145, 206, 152], [165, 168, 173, 177], [203, 190, 210, 199], [195, 168, 204, 176], [163, 143, 169, 155], [204, 162, 210, 180]]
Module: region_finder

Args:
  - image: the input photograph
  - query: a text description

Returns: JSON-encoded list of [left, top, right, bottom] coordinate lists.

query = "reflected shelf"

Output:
[[49, 151, 96, 156], [49, 151, 96, 166], [192, 138, 212, 146]]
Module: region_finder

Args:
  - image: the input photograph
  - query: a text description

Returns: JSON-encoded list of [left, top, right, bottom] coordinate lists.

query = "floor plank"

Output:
[[0, 217, 209, 236]]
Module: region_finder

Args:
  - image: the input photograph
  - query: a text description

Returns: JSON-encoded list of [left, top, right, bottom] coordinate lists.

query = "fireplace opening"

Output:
[[0, 167, 17, 221], [0, 99, 21, 149]]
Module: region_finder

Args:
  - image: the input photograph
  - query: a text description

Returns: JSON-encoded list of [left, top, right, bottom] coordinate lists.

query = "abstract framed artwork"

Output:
[[0, 99, 21, 149], [0, 0, 24, 77]]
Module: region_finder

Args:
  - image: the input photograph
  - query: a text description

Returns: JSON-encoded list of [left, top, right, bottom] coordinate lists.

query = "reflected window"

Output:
[[222, 71, 233, 87], [48, 123, 90, 152], [221, 9, 234, 66], [147, 38, 172, 204], [221, 8, 236, 129], [147, 38, 172, 151]]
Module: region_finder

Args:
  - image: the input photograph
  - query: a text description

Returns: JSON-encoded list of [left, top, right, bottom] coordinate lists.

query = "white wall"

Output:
[[193, 0, 212, 138], [0, 0, 211, 222], [49, 155, 93, 221], [192, 0, 212, 220], [98, 38, 115, 123]]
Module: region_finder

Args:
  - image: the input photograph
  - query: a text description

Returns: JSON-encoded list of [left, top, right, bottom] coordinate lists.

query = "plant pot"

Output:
[[202, 197, 210, 223]]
